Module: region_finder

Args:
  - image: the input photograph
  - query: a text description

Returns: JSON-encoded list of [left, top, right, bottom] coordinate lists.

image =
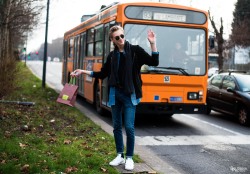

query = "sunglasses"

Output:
[[114, 34, 124, 41]]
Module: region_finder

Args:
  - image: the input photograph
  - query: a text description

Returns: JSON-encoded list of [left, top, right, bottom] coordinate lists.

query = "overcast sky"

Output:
[[27, 0, 237, 52]]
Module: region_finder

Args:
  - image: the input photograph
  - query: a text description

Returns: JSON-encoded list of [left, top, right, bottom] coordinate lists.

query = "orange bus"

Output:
[[62, 2, 208, 115]]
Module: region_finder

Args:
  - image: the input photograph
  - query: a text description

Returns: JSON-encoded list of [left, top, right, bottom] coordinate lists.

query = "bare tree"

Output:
[[208, 10, 224, 70], [1, 0, 43, 56], [0, 0, 44, 98]]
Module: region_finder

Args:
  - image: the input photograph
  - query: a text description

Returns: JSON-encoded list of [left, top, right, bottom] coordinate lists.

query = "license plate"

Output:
[[170, 97, 182, 102]]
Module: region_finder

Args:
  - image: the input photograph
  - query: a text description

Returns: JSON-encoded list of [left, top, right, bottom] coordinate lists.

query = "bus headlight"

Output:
[[187, 91, 203, 101], [187, 92, 198, 100]]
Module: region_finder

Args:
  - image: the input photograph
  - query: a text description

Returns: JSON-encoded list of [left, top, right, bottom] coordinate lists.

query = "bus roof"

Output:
[[64, 1, 208, 38]]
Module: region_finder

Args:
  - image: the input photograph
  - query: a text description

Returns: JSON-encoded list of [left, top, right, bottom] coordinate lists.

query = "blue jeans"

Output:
[[111, 88, 136, 157]]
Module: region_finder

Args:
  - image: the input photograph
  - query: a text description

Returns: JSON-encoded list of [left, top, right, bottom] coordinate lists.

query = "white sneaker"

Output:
[[125, 158, 134, 170], [109, 154, 125, 166]]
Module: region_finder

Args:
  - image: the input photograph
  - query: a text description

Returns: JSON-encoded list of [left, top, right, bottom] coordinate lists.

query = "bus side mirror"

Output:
[[209, 36, 215, 49]]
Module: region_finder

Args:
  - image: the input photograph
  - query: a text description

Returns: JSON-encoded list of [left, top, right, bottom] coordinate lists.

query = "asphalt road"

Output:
[[27, 61, 250, 174]]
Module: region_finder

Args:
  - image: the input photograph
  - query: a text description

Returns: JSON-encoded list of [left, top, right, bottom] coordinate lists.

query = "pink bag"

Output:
[[56, 78, 78, 107]]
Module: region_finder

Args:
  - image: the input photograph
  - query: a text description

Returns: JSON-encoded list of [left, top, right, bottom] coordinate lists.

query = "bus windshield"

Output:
[[124, 24, 206, 76]]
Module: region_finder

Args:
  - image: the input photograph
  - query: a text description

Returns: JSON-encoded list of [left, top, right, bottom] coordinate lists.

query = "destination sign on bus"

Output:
[[153, 12, 186, 22], [125, 6, 206, 24]]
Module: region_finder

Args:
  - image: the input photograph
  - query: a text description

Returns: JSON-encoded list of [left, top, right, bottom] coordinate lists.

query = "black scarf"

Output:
[[108, 41, 134, 94]]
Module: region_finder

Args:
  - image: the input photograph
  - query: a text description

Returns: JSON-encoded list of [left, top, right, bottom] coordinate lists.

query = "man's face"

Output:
[[112, 29, 125, 47]]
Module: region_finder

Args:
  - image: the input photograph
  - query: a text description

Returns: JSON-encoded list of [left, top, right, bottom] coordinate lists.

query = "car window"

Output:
[[222, 76, 235, 90], [236, 75, 250, 92], [210, 74, 223, 87]]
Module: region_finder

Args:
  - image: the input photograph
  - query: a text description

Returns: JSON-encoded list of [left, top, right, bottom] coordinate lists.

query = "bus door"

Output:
[[66, 38, 74, 83], [73, 36, 80, 74], [84, 28, 95, 103], [78, 33, 86, 96], [100, 24, 112, 108], [62, 40, 68, 84]]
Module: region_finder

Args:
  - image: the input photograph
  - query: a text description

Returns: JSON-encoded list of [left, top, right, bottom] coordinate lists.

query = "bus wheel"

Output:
[[206, 102, 211, 115], [95, 83, 104, 115], [68, 72, 71, 83], [206, 107, 211, 115]]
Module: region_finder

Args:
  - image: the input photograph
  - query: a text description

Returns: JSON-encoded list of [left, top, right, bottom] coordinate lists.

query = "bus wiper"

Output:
[[145, 68, 170, 74], [155, 67, 189, 76]]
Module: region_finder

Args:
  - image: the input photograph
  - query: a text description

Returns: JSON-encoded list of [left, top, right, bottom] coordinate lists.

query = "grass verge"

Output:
[[0, 62, 121, 174]]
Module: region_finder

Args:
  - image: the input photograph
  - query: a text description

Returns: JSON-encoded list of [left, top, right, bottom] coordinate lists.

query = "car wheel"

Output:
[[238, 106, 249, 126]]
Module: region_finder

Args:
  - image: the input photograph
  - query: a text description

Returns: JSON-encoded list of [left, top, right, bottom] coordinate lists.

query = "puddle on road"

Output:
[[230, 166, 248, 173]]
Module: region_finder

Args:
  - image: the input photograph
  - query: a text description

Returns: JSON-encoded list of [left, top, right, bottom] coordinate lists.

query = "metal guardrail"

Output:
[[0, 100, 35, 106]]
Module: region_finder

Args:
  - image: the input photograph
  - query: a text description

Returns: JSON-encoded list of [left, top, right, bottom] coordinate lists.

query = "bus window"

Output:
[[80, 33, 86, 60], [95, 26, 103, 40], [124, 24, 206, 75], [87, 43, 94, 56], [95, 25, 104, 56], [103, 24, 111, 62], [87, 28, 94, 56], [95, 42, 103, 56], [69, 38, 74, 57], [73, 36, 79, 70]]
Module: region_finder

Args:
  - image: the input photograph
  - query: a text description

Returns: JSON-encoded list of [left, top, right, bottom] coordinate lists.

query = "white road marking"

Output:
[[181, 114, 243, 136], [136, 114, 250, 146], [136, 135, 250, 146]]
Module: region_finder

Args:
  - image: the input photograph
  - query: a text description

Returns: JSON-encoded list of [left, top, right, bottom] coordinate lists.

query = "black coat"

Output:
[[92, 44, 159, 99]]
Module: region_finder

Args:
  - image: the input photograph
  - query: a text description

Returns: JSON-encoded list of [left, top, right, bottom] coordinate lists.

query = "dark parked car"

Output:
[[207, 70, 250, 126]]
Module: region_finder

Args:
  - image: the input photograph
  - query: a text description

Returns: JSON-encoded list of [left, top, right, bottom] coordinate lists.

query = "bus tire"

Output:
[[206, 104, 211, 115], [205, 100, 212, 115], [95, 83, 104, 115], [68, 72, 71, 83]]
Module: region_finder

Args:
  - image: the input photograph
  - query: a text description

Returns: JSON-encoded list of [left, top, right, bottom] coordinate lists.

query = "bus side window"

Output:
[[87, 28, 94, 56], [95, 42, 103, 56], [87, 43, 94, 56], [69, 38, 74, 57], [95, 25, 104, 56]]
